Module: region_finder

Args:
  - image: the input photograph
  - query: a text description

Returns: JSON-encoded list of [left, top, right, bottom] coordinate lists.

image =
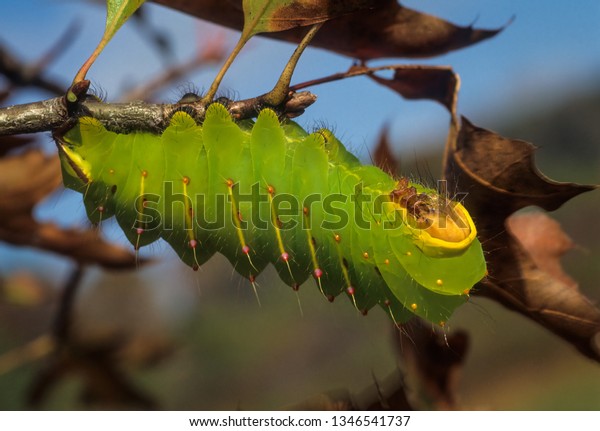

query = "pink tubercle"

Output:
[[189, 239, 198, 249], [346, 286, 356, 296], [136, 227, 144, 235], [242, 245, 250, 255], [281, 252, 289, 262], [313, 268, 323, 278]]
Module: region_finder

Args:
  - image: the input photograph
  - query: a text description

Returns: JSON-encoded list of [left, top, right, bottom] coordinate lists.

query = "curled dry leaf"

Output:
[[369, 66, 459, 113], [0, 135, 34, 157], [507, 212, 577, 289], [152, 0, 504, 60], [0, 149, 62, 216], [0, 148, 139, 269], [243, 0, 379, 36], [447, 118, 594, 221], [444, 118, 600, 361], [482, 213, 600, 361], [368, 66, 457, 177], [372, 123, 399, 176], [292, 65, 459, 114]]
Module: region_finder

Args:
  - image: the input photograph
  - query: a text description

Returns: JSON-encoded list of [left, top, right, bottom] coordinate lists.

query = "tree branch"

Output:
[[0, 91, 317, 137]]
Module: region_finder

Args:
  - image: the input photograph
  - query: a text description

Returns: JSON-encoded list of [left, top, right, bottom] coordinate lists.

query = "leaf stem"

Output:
[[263, 22, 323, 106], [201, 33, 250, 104]]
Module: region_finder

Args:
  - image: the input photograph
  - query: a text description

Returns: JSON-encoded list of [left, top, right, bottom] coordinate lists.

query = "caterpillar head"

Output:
[[391, 178, 477, 257], [55, 118, 97, 186]]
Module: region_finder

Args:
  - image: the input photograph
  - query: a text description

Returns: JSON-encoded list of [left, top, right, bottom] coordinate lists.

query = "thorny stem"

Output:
[[263, 23, 323, 106]]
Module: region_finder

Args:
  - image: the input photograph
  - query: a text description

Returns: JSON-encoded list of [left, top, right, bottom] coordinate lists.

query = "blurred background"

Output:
[[0, 0, 599, 409]]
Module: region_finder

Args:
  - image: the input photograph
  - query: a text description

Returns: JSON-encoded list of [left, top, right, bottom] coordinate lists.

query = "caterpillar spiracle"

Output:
[[56, 103, 486, 325]]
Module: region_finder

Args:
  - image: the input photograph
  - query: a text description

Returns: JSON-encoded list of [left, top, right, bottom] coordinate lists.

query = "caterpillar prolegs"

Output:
[[56, 103, 486, 325]]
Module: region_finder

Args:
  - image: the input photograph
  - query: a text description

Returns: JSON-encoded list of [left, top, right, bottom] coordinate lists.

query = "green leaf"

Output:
[[72, 0, 146, 86], [106, 0, 145, 35], [205, 0, 374, 102]]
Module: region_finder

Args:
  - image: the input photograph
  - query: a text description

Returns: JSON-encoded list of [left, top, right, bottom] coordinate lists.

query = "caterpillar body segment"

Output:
[[57, 103, 486, 325]]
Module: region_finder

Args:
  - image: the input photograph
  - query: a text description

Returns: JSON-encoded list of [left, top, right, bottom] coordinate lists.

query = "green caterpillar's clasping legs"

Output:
[[263, 23, 323, 106]]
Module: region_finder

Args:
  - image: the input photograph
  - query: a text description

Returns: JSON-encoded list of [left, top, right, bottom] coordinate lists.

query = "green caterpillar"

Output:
[[56, 103, 486, 325]]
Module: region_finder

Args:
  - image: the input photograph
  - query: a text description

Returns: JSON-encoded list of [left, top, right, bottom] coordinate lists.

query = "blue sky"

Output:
[[1, 0, 600, 276], [3, 0, 600, 150]]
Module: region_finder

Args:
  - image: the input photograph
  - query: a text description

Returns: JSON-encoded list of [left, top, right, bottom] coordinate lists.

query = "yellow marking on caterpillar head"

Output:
[[415, 201, 477, 256], [390, 179, 477, 257], [57, 141, 93, 183], [56, 116, 112, 184]]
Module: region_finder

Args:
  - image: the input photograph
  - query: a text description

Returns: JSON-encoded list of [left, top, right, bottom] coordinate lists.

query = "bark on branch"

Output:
[[0, 91, 317, 136]]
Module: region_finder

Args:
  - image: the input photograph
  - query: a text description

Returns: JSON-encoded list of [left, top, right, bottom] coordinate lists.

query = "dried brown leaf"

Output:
[[507, 213, 577, 288], [244, 0, 379, 35], [152, 0, 504, 60], [373, 123, 400, 175], [369, 66, 459, 112], [293, 65, 459, 116], [0, 150, 62, 216], [0, 150, 139, 269], [447, 118, 595, 222], [478, 215, 600, 361], [444, 118, 600, 361], [0, 135, 35, 157]]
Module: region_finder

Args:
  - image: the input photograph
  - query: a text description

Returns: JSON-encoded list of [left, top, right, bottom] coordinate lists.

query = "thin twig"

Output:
[[54, 265, 85, 342]]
